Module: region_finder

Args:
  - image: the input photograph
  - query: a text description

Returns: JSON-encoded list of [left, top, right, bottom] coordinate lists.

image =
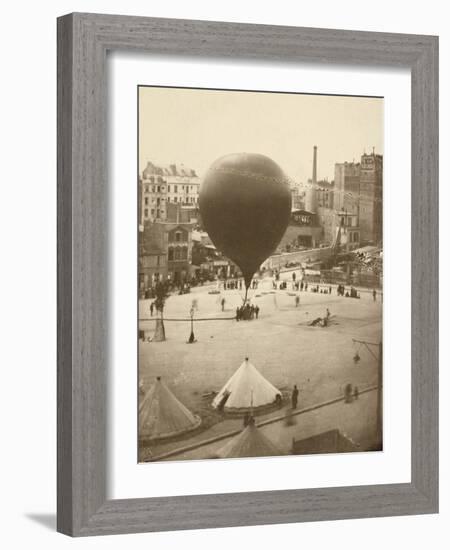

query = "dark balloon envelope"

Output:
[[199, 153, 292, 288]]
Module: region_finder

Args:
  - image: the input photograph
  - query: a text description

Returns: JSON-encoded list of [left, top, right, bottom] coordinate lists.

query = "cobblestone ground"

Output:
[[138, 274, 382, 460]]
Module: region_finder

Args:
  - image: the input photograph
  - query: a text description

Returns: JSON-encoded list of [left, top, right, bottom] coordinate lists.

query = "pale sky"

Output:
[[139, 86, 383, 183]]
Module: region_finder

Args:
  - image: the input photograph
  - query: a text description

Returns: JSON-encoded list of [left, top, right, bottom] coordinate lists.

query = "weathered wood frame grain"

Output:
[[57, 12, 439, 537]]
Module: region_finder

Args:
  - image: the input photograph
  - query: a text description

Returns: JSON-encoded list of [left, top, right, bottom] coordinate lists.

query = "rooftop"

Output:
[[142, 161, 198, 179]]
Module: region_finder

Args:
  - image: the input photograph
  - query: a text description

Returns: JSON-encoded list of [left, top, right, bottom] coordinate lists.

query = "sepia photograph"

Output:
[[137, 85, 383, 462]]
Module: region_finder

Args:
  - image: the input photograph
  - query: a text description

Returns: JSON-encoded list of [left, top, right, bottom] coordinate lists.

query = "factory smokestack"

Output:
[[305, 145, 318, 213], [312, 145, 317, 184]]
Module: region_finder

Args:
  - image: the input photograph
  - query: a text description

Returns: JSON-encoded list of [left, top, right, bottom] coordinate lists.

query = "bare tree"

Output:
[[153, 281, 170, 342]]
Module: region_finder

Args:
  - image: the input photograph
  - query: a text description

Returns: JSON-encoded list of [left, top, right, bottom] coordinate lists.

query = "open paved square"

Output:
[[138, 272, 382, 461]]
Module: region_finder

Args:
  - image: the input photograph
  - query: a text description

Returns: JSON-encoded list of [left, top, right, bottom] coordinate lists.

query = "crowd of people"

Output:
[[236, 303, 260, 321], [223, 279, 243, 290]]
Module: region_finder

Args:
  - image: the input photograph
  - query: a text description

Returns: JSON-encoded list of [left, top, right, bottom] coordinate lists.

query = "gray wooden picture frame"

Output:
[[57, 12, 439, 537]]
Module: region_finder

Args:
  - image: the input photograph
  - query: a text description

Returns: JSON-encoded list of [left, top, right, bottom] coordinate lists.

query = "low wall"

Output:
[[263, 246, 334, 270]]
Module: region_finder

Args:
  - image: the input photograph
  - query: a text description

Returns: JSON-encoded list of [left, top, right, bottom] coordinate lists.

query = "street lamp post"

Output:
[[187, 307, 196, 344]]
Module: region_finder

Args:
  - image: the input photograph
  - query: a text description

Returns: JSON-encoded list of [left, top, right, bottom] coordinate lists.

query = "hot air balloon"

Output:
[[199, 153, 292, 300]]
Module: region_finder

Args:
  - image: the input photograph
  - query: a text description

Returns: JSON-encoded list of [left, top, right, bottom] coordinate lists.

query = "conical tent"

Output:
[[139, 377, 201, 441], [214, 418, 283, 459], [212, 358, 281, 413]]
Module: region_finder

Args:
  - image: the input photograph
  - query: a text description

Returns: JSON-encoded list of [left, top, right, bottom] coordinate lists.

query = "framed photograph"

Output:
[[57, 13, 438, 536]]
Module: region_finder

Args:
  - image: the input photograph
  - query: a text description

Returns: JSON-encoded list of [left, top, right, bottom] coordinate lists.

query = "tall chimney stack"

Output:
[[312, 145, 318, 184], [305, 145, 318, 213]]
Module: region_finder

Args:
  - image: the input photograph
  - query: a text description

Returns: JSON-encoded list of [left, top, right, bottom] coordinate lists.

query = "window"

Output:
[[167, 197, 170, 203], [175, 232, 181, 242], [156, 209, 160, 218], [151, 208, 154, 215], [167, 185, 171, 193], [174, 197, 177, 203], [157, 186, 161, 193], [174, 248, 181, 260], [152, 186, 155, 193], [168, 248, 174, 261], [174, 185, 178, 193], [144, 208, 148, 217], [144, 197, 149, 205], [181, 247, 188, 260]]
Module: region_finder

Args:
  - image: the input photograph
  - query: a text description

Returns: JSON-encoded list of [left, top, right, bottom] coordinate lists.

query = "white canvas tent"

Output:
[[212, 358, 281, 413], [214, 418, 283, 459], [139, 377, 201, 441]]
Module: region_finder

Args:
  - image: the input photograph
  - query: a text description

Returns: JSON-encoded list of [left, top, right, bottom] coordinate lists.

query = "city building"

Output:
[[139, 219, 195, 290], [335, 210, 360, 251], [316, 205, 336, 246], [191, 231, 241, 280], [166, 202, 199, 224], [334, 151, 383, 245], [316, 179, 334, 209], [289, 180, 306, 210], [278, 209, 323, 250], [359, 152, 383, 244], [139, 161, 200, 224], [334, 161, 361, 216], [316, 207, 360, 251]]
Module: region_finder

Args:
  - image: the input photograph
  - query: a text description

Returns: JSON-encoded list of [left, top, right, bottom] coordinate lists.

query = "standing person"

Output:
[[236, 306, 240, 321], [292, 272, 296, 282], [373, 289, 377, 302], [345, 383, 353, 403], [329, 286, 332, 294], [221, 297, 225, 311], [150, 301, 154, 317], [300, 281, 304, 291], [255, 305, 260, 319], [295, 295, 300, 307], [291, 385, 299, 409]]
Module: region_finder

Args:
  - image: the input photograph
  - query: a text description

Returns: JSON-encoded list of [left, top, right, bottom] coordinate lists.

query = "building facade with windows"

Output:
[[278, 209, 323, 251], [333, 152, 382, 245], [139, 220, 195, 290], [139, 161, 200, 224], [316, 179, 334, 209], [359, 153, 383, 245], [334, 161, 361, 215]]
